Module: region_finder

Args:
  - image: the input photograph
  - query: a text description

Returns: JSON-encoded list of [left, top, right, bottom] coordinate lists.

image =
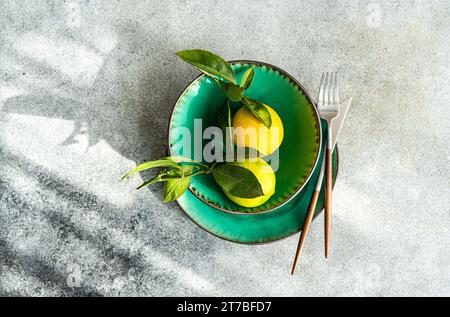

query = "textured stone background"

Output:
[[0, 0, 449, 296]]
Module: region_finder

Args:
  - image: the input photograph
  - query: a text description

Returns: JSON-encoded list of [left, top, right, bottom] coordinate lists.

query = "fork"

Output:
[[318, 72, 340, 258], [290, 72, 340, 274]]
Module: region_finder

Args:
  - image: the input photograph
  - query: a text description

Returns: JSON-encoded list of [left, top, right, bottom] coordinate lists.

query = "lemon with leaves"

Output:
[[232, 100, 284, 156], [125, 49, 282, 209], [212, 158, 276, 208]]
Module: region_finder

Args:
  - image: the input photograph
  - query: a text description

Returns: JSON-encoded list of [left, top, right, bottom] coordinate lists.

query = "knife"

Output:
[[291, 95, 353, 274]]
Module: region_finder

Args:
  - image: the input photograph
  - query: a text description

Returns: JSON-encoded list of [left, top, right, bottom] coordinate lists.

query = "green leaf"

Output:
[[242, 97, 272, 128], [122, 159, 181, 180], [167, 165, 199, 176], [240, 67, 254, 90], [176, 49, 236, 84], [216, 80, 243, 102], [212, 164, 264, 199], [217, 99, 234, 148], [136, 174, 166, 190], [225, 83, 244, 102], [136, 165, 198, 190], [163, 176, 191, 202]]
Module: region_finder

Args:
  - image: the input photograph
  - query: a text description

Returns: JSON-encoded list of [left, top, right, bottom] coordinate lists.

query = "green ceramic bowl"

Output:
[[168, 61, 321, 214], [176, 144, 337, 244]]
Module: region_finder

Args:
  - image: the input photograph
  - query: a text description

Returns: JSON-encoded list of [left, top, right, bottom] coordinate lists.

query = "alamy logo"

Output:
[[171, 119, 280, 171]]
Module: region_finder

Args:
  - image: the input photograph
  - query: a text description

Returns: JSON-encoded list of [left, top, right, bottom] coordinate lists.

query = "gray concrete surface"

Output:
[[0, 0, 449, 297]]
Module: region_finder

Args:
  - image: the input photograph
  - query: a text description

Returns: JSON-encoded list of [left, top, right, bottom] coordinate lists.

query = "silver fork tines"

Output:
[[319, 72, 339, 112]]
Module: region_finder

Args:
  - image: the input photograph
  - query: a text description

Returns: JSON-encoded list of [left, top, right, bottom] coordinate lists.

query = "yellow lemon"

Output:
[[225, 158, 276, 208], [232, 104, 284, 156]]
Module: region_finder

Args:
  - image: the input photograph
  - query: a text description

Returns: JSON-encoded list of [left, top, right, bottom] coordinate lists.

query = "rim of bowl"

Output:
[[167, 60, 322, 215]]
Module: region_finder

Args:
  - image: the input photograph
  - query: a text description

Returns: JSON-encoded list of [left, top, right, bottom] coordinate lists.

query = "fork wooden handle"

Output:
[[325, 148, 332, 258], [291, 190, 320, 275]]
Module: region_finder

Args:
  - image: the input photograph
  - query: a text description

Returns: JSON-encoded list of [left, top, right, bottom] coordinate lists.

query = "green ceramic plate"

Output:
[[176, 129, 338, 244], [168, 61, 322, 213]]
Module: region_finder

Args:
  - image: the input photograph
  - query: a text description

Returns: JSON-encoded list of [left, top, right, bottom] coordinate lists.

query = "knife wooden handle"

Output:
[[325, 148, 332, 258], [291, 190, 320, 275]]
